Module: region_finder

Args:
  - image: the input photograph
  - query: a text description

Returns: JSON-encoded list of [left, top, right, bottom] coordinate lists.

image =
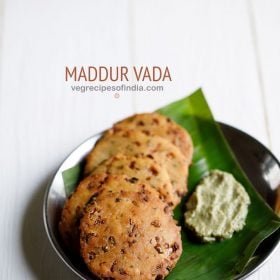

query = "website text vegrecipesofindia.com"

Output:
[[70, 84, 164, 93]]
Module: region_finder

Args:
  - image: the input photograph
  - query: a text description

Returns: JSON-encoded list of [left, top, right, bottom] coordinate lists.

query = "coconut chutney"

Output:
[[184, 170, 250, 242]]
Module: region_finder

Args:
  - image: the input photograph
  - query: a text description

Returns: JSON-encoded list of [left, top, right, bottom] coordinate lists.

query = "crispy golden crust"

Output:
[[94, 154, 178, 208], [80, 175, 182, 280], [59, 173, 108, 253], [84, 130, 188, 202], [109, 113, 193, 164]]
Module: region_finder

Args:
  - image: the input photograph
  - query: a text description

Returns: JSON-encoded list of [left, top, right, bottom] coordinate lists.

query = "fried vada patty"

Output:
[[80, 175, 182, 280], [59, 173, 108, 252], [59, 171, 175, 252], [93, 154, 178, 208], [84, 130, 188, 201], [107, 113, 193, 164]]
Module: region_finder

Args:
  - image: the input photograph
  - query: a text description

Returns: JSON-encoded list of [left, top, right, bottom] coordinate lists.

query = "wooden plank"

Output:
[[0, 0, 132, 279], [246, 1, 280, 279], [0, 0, 279, 279], [131, 0, 269, 147], [250, 0, 280, 160]]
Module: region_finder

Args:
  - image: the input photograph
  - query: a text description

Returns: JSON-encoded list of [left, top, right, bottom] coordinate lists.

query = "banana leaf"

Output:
[[63, 88, 280, 279]]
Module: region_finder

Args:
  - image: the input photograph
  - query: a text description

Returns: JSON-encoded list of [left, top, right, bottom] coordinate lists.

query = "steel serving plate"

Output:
[[43, 123, 280, 280]]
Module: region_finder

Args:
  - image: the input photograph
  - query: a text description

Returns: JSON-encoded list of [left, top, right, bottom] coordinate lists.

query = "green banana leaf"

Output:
[[63, 88, 280, 279], [157, 89, 280, 279]]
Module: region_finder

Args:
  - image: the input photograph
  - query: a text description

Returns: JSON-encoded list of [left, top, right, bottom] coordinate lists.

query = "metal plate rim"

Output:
[[43, 123, 280, 280]]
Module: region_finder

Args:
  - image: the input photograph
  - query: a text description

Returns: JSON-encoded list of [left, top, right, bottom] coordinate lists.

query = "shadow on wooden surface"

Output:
[[20, 175, 80, 280]]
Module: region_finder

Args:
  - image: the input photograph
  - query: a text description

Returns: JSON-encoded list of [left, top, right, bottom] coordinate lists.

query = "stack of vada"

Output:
[[59, 113, 193, 280]]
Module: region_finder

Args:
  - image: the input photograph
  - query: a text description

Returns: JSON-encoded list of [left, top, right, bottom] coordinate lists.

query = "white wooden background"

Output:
[[0, 0, 279, 279]]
